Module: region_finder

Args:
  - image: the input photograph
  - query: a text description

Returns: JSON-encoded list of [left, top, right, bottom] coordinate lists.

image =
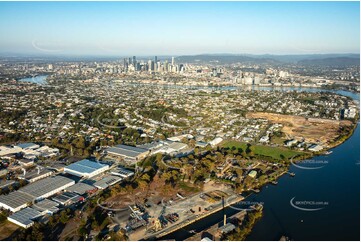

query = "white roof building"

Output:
[[209, 137, 223, 147], [0, 146, 22, 157], [64, 159, 109, 178], [8, 207, 42, 228]]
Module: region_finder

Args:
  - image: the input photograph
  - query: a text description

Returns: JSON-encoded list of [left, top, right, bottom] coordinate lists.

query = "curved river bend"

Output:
[[160, 88, 360, 241]]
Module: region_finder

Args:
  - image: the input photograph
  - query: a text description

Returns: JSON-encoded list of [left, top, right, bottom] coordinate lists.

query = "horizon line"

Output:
[[0, 52, 359, 59]]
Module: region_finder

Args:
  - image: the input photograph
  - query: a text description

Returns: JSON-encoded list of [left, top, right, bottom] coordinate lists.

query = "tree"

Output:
[[138, 180, 148, 192], [140, 173, 151, 182], [245, 143, 252, 155], [91, 219, 99, 230], [59, 210, 69, 224], [162, 171, 173, 183], [74, 136, 86, 149]]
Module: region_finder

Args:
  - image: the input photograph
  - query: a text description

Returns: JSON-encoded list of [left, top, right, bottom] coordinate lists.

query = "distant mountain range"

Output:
[[175, 53, 360, 67], [0, 52, 359, 67], [297, 57, 360, 67]]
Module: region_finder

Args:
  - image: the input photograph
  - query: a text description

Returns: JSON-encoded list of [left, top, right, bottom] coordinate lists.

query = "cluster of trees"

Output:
[[226, 207, 263, 241], [49, 125, 146, 158], [0, 211, 7, 223], [0, 109, 27, 125], [140, 104, 188, 122]]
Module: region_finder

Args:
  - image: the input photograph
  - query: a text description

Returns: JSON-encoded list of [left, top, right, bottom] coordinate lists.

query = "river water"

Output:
[[18, 75, 48, 84], [128, 82, 359, 101], [160, 88, 360, 241]]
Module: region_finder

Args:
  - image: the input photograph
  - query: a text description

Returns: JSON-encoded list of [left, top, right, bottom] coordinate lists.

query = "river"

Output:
[[18, 75, 48, 84], [160, 88, 360, 241], [127, 82, 359, 101]]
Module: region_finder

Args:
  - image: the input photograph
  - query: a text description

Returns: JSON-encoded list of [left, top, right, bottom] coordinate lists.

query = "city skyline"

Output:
[[0, 1, 360, 56]]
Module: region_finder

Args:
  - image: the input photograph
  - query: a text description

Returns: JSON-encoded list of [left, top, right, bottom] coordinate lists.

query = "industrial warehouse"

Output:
[[64, 159, 110, 178], [0, 175, 75, 212], [104, 141, 192, 164], [105, 144, 149, 163], [0, 149, 134, 229]]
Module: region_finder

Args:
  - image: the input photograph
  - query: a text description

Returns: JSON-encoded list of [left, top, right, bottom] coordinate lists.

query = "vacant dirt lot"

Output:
[[246, 112, 353, 146], [0, 221, 19, 240], [104, 175, 202, 210]]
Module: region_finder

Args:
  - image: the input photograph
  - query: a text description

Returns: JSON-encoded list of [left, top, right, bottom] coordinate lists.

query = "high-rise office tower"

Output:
[[164, 60, 168, 72], [148, 60, 152, 72], [155, 56, 158, 64], [171, 56, 175, 66], [132, 56, 137, 70], [123, 58, 128, 72]]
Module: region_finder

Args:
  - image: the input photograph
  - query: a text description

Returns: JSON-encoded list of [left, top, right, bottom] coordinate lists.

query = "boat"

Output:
[[325, 150, 333, 155], [279, 235, 291, 241], [271, 181, 278, 185]]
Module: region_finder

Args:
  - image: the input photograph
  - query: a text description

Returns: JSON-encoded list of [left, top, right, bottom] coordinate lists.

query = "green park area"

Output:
[[222, 140, 304, 161]]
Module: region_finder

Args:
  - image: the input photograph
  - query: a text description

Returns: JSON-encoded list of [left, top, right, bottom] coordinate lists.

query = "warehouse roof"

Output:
[[110, 166, 134, 178], [168, 142, 188, 151], [19, 168, 53, 182], [219, 223, 236, 234], [0, 180, 16, 189], [93, 175, 122, 189], [20, 175, 75, 198], [16, 143, 39, 150], [52, 192, 80, 205], [66, 182, 96, 195], [0, 191, 34, 210], [32, 199, 59, 214], [137, 142, 163, 150], [106, 145, 148, 158], [65, 159, 108, 175], [8, 207, 41, 227]]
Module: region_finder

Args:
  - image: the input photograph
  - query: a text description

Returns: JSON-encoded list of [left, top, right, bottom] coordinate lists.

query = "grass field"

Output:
[[223, 140, 303, 160]]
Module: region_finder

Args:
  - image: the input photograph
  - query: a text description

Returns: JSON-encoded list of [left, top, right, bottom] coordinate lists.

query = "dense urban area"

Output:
[[0, 54, 359, 241]]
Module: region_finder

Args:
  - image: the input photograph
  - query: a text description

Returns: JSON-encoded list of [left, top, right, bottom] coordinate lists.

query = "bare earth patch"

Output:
[[0, 221, 19, 240], [105, 175, 201, 209], [246, 112, 353, 147]]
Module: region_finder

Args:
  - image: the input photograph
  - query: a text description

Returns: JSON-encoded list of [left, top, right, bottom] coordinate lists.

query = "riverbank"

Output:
[[185, 210, 248, 241], [244, 123, 360, 241], [158, 121, 359, 241], [226, 205, 263, 241], [143, 195, 245, 240], [325, 119, 359, 150]]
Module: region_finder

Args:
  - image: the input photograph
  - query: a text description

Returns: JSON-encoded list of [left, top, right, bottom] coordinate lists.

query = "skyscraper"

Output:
[[155, 56, 158, 64], [123, 58, 128, 72], [132, 56, 137, 70], [171, 57, 175, 66]]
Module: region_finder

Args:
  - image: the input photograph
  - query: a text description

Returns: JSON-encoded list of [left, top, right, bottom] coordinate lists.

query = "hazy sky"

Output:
[[0, 1, 359, 56]]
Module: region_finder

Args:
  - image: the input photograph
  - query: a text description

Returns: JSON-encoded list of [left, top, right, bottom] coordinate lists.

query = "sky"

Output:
[[0, 1, 359, 56]]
